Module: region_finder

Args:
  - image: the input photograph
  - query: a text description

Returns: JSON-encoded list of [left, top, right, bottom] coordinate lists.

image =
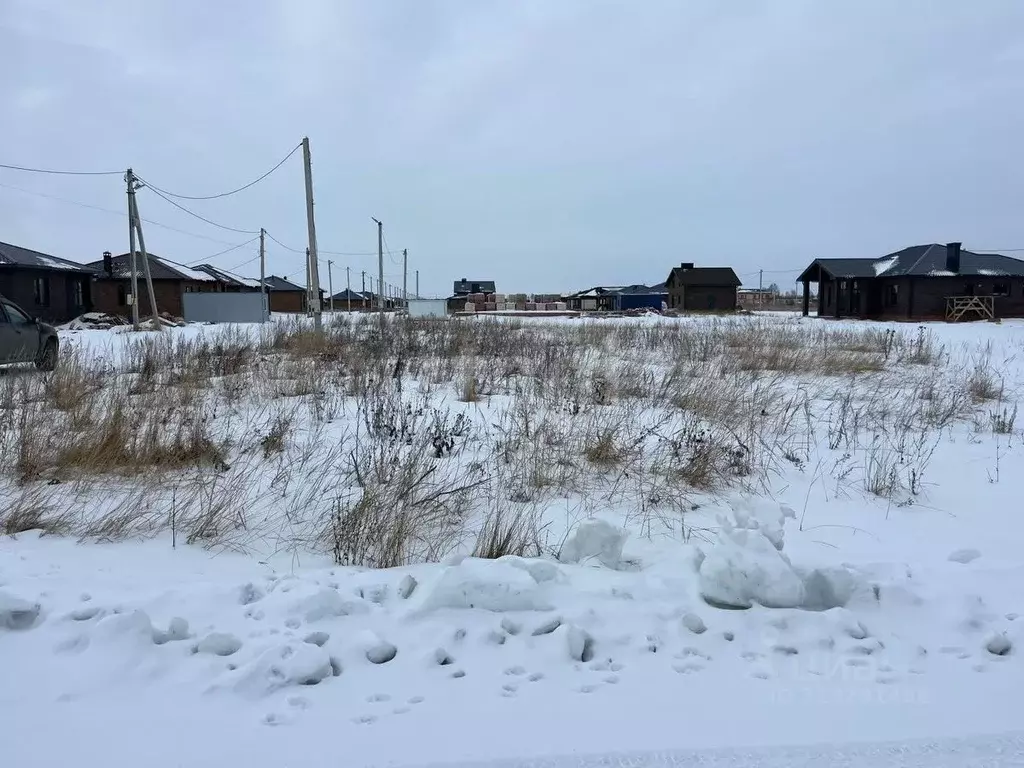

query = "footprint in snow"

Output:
[[577, 684, 597, 694], [501, 683, 518, 697], [528, 672, 544, 682], [263, 712, 288, 727], [673, 662, 704, 675], [604, 675, 620, 685], [504, 665, 526, 676], [393, 706, 411, 715], [367, 693, 391, 703], [287, 696, 311, 710], [353, 714, 377, 725], [408, 696, 425, 705]]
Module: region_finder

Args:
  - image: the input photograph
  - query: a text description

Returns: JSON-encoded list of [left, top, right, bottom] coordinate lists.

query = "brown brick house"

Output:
[[797, 242, 1024, 321], [665, 264, 741, 311], [87, 251, 222, 318], [261, 275, 326, 314], [0, 240, 95, 323]]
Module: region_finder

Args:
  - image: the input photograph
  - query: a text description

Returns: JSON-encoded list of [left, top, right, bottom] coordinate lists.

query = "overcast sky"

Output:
[[2, 1, 1024, 296]]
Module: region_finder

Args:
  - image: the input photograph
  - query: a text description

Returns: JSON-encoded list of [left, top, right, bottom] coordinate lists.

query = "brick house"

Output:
[[87, 251, 221, 318], [261, 275, 325, 314], [0, 240, 95, 323]]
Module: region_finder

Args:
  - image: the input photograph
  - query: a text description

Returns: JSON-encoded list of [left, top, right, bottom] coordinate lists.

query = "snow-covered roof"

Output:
[[0, 240, 96, 273]]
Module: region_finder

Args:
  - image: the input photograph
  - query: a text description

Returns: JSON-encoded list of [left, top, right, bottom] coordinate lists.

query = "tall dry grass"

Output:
[[0, 314, 1014, 564]]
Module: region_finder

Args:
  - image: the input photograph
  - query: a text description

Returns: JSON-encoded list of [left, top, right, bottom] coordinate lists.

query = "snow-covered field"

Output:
[[1, 312, 1022, 768]]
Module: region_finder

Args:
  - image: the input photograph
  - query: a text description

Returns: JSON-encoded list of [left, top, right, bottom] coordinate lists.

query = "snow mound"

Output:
[[93, 610, 157, 647], [232, 642, 333, 696], [0, 591, 41, 630], [726, 498, 795, 551], [799, 567, 868, 611], [153, 617, 189, 644], [699, 528, 805, 609], [949, 548, 982, 564], [195, 632, 242, 656], [294, 587, 370, 622], [417, 557, 553, 613], [559, 519, 626, 569], [500, 556, 565, 584]]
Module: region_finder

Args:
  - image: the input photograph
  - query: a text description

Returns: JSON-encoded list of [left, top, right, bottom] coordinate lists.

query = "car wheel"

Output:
[[36, 340, 58, 372]]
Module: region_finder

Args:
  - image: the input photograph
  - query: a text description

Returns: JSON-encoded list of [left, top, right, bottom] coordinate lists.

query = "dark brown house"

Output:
[[261, 276, 325, 314], [87, 251, 221, 318], [665, 264, 741, 311], [0, 240, 95, 323], [329, 288, 372, 311], [797, 243, 1024, 321]]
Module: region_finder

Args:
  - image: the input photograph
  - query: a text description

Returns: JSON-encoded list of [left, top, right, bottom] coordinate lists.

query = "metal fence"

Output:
[[182, 292, 268, 323]]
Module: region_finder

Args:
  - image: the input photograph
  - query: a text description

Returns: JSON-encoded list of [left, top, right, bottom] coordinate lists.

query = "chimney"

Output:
[[102, 250, 113, 277], [680, 262, 695, 270], [945, 242, 962, 274]]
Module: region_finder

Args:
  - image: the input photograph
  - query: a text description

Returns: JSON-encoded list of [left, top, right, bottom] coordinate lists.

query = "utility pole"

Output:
[[259, 227, 267, 321], [759, 269, 764, 309], [305, 248, 311, 316], [126, 169, 160, 331], [126, 171, 140, 331], [416, 269, 419, 299], [327, 260, 334, 312], [372, 217, 385, 331], [301, 137, 323, 332], [346, 266, 351, 313], [403, 248, 408, 308]]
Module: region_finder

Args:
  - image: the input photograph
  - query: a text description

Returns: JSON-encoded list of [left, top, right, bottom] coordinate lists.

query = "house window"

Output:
[[117, 285, 127, 306], [72, 280, 84, 308], [886, 284, 899, 306], [993, 282, 1010, 297], [34, 276, 50, 306]]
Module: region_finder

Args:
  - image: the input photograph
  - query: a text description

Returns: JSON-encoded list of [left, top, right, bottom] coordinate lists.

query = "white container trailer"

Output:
[[408, 299, 449, 318]]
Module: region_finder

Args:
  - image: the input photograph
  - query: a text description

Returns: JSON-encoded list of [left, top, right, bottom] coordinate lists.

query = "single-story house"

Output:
[[564, 286, 622, 312], [0, 240, 95, 323], [665, 264, 741, 311], [86, 251, 222, 318], [328, 288, 373, 311], [796, 242, 1024, 321]]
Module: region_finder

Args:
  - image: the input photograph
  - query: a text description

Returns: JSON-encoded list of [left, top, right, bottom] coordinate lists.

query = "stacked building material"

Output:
[[484, 301, 497, 311], [525, 302, 537, 311], [464, 302, 476, 312]]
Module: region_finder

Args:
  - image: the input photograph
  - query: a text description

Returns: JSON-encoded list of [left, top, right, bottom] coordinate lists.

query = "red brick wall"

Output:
[[91, 279, 217, 319]]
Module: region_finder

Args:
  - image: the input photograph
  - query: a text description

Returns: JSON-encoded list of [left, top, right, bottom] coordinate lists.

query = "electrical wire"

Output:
[[0, 161, 122, 176], [138, 144, 302, 200], [139, 182, 260, 235], [188, 236, 260, 266], [0, 180, 251, 247]]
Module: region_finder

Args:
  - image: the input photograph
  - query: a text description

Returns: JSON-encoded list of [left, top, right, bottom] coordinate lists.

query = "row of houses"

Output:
[[447, 265, 746, 314], [0, 241, 324, 323]]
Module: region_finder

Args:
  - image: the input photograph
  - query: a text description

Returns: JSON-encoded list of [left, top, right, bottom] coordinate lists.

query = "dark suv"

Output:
[[0, 297, 59, 371]]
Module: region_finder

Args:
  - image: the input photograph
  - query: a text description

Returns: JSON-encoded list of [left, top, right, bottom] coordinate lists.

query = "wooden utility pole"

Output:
[[416, 269, 419, 299], [301, 137, 323, 332], [126, 169, 161, 331], [305, 248, 311, 316], [126, 170, 140, 331], [327, 259, 334, 312], [372, 217, 385, 331], [402, 248, 408, 308], [346, 266, 351, 313], [259, 227, 268, 321]]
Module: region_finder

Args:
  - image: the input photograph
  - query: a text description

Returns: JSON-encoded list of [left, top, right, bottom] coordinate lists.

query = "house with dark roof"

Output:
[[453, 279, 496, 296], [328, 288, 375, 311], [665, 264, 742, 311], [0, 240, 96, 323], [260, 275, 327, 314], [796, 243, 1024, 321], [86, 251, 223, 318]]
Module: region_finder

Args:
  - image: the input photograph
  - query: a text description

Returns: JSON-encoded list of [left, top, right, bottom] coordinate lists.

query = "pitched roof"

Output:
[[87, 252, 219, 281], [193, 263, 261, 288], [453, 279, 496, 294], [330, 288, 370, 301], [615, 283, 668, 295], [262, 275, 305, 292], [798, 245, 1024, 282], [666, 266, 741, 287], [0, 240, 97, 274]]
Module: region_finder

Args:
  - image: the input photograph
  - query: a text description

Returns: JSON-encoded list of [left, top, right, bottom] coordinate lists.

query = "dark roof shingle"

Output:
[[666, 266, 741, 287], [800, 245, 1024, 282], [0, 240, 96, 274]]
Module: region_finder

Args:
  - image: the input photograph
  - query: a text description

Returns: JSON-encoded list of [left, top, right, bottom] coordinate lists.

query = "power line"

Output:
[[0, 161, 122, 176], [188, 237, 260, 266], [138, 181, 260, 235], [265, 230, 398, 257], [139, 144, 302, 200], [0, 180, 252, 247]]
